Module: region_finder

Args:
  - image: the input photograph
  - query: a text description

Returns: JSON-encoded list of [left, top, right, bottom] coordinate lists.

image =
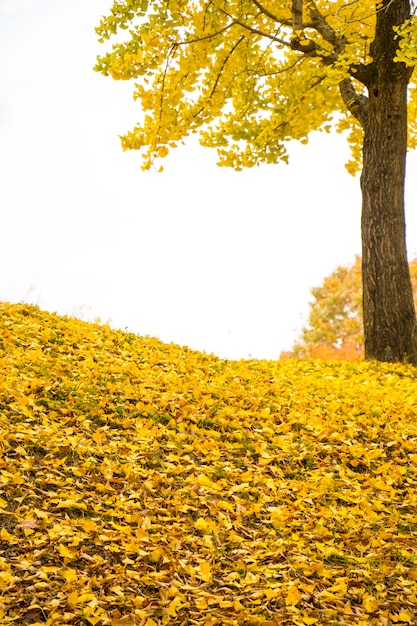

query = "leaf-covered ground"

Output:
[[1, 303, 417, 626]]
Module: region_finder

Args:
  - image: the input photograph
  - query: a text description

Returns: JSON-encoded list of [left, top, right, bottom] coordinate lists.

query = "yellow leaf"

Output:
[[197, 473, 212, 487], [397, 612, 413, 623], [62, 568, 77, 583], [33, 507, 49, 519], [167, 597, 182, 617], [390, 612, 413, 624], [195, 517, 209, 532], [67, 591, 78, 607], [264, 587, 279, 600], [362, 595, 379, 612], [149, 548, 162, 562], [198, 561, 212, 582], [300, 582, 316, 594], [218, 600, 234, 608], [13, 472, 24, 484], [82, 519, 96, 532], [86, 617, 102, 626], [57, 499, 86, 510], [301, 616, 319, 625], [58, 544, 73, 559], [0, 571, 19, 584], [195, 597, 208, 609], [0, 528, 14, 542], [79, 593, 96, 603], [244, 617, 263, 625], [285, 584, 302, 606], [92, 430, 104, 444]]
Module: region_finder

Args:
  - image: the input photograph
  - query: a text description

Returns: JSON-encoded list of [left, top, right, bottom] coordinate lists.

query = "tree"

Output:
[[95, 0, 417, 364], [281, 256, 417, 360]]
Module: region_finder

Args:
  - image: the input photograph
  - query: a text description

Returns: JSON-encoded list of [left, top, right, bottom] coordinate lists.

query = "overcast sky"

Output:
[[1, 0, 417, 359]]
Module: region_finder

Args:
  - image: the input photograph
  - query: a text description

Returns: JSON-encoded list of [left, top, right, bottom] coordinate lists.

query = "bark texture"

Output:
[[360, 0, 417, 364]]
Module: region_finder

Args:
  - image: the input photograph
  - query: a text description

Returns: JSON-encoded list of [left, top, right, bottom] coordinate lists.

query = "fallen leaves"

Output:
[[1, 303, 417, 625]]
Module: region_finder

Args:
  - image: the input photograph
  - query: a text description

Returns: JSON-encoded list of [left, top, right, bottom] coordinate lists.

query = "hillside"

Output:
[[1, 302, 417, 626]]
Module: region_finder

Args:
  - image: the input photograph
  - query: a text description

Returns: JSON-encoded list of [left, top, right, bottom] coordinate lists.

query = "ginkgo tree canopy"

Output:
[[95, 0, 417, 365], [95, 0, 417, 172]]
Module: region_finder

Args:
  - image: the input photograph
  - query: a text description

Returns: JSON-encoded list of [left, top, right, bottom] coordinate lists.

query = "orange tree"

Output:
[[282, 256, 417, 360], [95, 0, 417, 363]]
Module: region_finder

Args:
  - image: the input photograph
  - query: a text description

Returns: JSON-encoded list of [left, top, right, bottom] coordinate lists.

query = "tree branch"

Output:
[[183, 1, 370, 82], [250, 0, 282, 24], [208, 36, 245, 100], [348, 62, 375, 86], [292, 0, 303, 32], [224, 14, 292, 46], [172, 21, 236, 47], [289, 37, 337, 61], [302, 2, 373, 85], [339, 77, 368, 128], [305, 0, 345, 53]]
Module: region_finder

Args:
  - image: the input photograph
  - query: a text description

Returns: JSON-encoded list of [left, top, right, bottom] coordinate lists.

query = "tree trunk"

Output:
[[360, 0, 417, 364]]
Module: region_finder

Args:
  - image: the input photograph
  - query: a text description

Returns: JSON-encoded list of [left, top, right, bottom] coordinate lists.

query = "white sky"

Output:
[[1, 0, 417, 359]]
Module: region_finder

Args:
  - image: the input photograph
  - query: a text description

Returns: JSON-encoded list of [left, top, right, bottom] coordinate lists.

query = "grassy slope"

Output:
[[1, 302, 417, 626]]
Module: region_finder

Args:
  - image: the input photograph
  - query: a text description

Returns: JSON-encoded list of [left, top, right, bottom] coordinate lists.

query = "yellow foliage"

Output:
[[1, 302, 417, 625], [94, 0, 393, 172]]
